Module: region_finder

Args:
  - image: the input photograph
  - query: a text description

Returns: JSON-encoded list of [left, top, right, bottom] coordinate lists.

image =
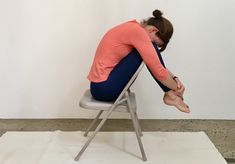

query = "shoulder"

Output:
[[103, 20, 149, 43], [123, 20, 144, 31], [110, 20, 144, 33], [118, 20, 149, 39]]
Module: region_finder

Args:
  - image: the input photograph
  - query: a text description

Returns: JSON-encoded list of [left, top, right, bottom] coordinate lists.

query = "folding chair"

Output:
[[74, 62, 147, 161]]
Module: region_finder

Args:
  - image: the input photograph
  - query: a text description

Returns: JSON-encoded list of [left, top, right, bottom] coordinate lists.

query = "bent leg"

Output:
[[90, 49, 142, 101]]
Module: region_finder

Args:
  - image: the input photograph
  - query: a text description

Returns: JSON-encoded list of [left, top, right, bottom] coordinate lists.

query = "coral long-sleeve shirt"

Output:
[[87, 20, 169, 82]]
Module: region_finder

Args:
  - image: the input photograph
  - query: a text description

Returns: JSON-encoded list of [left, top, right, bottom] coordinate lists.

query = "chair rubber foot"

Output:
[[142, 157, 147, 161], [74, 156, 80, 161]]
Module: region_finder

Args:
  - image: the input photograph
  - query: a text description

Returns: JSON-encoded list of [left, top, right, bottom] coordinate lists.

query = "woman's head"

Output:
[[142, 9, 174, 52]]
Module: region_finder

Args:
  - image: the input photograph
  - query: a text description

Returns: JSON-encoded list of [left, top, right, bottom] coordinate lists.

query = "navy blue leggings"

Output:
[[90, 43, 171, 101]]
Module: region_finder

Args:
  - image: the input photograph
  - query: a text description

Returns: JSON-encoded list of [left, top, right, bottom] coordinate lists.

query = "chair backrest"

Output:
[[113, 62, 144, 103]]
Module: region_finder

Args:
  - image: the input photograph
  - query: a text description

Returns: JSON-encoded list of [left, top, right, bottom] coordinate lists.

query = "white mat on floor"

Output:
[[0, 131, 227, 164]]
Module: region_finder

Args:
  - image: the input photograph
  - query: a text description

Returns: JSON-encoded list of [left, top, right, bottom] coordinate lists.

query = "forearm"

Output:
[[159, 74, 178, 91], [167, 69, 175, 78]]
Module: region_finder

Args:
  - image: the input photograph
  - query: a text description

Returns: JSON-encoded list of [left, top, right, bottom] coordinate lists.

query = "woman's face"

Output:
[[148, 27, 164, 46]]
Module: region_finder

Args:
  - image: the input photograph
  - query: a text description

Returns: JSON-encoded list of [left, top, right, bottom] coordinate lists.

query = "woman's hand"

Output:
[[174, 77, 185, 99]]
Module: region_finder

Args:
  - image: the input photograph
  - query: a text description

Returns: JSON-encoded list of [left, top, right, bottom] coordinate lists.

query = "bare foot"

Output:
[[163, 91, 190, 113]]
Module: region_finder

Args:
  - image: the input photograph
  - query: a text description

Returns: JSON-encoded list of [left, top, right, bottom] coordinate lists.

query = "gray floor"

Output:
[[0, 119, 234, 163]]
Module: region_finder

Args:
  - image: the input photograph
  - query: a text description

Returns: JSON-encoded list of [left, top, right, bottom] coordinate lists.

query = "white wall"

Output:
[[0, 0, 234, 119]]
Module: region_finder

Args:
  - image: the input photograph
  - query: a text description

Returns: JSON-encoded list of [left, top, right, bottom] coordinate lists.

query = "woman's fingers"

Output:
[[175, 79, 182, 89]]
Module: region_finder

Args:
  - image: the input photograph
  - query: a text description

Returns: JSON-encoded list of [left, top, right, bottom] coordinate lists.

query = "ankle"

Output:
[[164, 91, 177, 99], [163, 92, 176, 105]]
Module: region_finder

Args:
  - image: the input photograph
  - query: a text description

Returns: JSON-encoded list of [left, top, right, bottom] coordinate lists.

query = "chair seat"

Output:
[[79, 90, 136, 112]]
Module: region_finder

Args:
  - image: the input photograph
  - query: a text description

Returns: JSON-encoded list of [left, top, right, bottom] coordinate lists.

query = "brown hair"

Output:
[[142, 9, 174, 52]]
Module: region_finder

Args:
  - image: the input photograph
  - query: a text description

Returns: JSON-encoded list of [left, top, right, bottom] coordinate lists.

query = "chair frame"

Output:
[[74, 62, 147, 161]]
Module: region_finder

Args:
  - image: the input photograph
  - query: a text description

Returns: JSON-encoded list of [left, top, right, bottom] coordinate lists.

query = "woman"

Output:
[[87, 9, 190, 113]]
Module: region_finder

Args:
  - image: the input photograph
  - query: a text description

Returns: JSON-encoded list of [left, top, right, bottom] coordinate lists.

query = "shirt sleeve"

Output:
[[128, 25, 170, 81]]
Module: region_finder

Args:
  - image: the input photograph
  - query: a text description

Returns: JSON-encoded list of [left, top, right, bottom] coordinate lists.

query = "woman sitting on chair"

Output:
[[87, 9, 190, 113]]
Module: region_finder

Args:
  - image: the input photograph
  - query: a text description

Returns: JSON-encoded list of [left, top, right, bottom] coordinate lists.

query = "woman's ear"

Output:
[[149, 26, 159, 34]]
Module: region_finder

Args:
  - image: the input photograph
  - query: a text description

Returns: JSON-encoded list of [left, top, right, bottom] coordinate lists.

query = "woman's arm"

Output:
[[128, 24, 179, 91], [159, 74, 178, 91]]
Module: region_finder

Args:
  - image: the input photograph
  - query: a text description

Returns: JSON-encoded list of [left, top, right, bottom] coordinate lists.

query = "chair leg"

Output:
[[127, 107, 142, 137], [134, 111, 143, 137], [84, 111, 103, 137], [74, 105, 117, 161], [126, 93, 147, 161]]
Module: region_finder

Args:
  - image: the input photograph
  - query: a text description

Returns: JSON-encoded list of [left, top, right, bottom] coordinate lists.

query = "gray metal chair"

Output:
[[74, 62, 147, 161]]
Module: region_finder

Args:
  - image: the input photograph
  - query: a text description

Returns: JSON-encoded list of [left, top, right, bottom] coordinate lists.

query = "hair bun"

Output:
[[153, 9, 163, 18]]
